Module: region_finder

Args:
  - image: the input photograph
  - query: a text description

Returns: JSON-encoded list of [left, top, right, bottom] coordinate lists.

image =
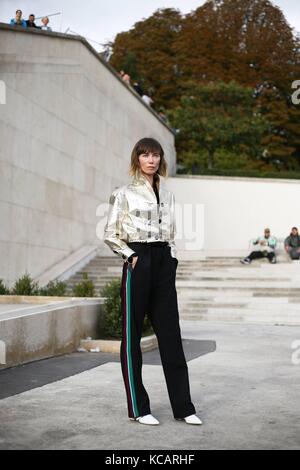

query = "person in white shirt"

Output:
[[41, 17, 52, 31], [142, 94, 154, 107]]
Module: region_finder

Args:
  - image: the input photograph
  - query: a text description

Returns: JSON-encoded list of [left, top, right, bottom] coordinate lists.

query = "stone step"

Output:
[[175, 281, 293, 288], [180, 312, 300, 324], [66, 284, 299, 294], [67, 273, 293, 284], [179, 302, 248, 309], [177, 286, 300, 293], [176, 275, 291, 282], [63, 254, 300, 325], [181, 304, 300, 314], [178, 296, 299, 305], [73, 266, 272, 271], [180, 304, 300, 313], [74, 265, 296, 273], [68, 275, 120, 281]]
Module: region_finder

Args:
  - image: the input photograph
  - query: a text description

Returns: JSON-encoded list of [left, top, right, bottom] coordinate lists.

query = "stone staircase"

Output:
[[65, 256, 123, 296], [65, 254, 300, 325], [176, 256, 300, 324]]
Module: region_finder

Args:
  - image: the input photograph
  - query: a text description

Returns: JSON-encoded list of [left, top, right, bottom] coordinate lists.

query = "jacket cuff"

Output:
[[127, 253, 138, 263], [120, 247, 137, 262]]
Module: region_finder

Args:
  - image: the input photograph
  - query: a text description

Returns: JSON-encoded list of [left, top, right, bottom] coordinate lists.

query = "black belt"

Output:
[[128, 241, 168, 247]]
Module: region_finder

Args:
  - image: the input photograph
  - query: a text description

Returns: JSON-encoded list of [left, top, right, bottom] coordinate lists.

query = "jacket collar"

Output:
[[132, 172, 164, 202], [133, 172, 162, 189]]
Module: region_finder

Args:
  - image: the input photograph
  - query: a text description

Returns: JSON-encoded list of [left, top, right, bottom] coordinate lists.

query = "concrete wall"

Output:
[[0, 24, 176, 286], [0, 299, 104, 370], [168, 175, 300, 253]]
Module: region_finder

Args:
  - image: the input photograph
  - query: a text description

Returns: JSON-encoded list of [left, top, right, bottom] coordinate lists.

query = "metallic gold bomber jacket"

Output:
[[103, 173, 177, 261]]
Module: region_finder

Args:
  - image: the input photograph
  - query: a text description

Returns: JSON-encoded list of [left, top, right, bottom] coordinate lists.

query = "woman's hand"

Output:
[[131, 255, 139, 269]]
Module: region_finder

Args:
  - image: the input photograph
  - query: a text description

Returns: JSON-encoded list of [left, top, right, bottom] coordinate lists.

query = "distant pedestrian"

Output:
[[26, 14, 40, 29], [241, 228, 277, 264], [122, 72, 131, 85], [284, 227, 300, 260], [142, 94, 154, 107], [10, 9, 27, 28], [158, 107, 169, 124], [133, 82, 143, 97], [41, 17, 52, 31]]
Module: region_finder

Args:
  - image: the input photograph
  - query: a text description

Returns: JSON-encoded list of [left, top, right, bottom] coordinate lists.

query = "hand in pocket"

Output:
[[131, 255, 139, 270]]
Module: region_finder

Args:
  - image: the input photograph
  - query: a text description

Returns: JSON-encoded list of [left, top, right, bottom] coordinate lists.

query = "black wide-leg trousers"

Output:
[[120, 241, 196, 419], [248, 250, 275, 261]]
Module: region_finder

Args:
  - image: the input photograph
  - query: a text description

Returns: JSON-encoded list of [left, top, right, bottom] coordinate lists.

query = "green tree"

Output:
[[170, 80, 268, 170], [109, 0, 300, 171], [110, 8, 184, 108]]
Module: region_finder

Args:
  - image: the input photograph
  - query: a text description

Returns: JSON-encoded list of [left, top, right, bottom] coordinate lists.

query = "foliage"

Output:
[[100, 278, 153, 339], [170, 80, 268, 169], [110, 0, 300, 171], [38, 280, 67, 297], [0, 279, 10, 295], [72, 272, 95, 297], [11, 272, 40, 296]]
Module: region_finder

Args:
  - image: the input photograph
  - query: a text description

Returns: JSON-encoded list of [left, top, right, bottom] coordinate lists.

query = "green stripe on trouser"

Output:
[[126, 265, 139, 417]]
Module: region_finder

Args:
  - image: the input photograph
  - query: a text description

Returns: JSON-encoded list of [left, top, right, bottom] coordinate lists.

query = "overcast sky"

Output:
[[1, 0, 299, 52]]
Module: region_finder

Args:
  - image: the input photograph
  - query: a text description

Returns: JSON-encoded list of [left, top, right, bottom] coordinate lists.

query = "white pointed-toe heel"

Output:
[[129, 414, 160, 425], [176, 414, 203, 425], [183, 414, 203, 425]]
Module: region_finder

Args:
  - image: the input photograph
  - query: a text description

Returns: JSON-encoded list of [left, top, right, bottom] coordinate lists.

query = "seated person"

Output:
[[10, 9, 27, 27], [284, 227, 300, 260], [241, 228, 277, 265]]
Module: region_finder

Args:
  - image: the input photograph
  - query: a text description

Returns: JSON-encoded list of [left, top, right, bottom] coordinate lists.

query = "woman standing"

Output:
[[104, 137, 202, 426]]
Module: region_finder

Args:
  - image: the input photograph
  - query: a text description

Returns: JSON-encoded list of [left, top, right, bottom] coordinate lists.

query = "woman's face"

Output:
[[138, 151, 161, 176]]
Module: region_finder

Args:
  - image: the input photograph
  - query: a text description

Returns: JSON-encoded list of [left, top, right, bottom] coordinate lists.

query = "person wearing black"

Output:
[[26, 14, 40, 28], [284, 227, 300, 260], [104, 137, 202, 426], [133, 82, 144, 97], [241, 228, 277, 265]]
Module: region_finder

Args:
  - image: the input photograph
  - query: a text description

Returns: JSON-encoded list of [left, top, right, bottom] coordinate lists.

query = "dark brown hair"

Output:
[[129, 137, 168, 179]]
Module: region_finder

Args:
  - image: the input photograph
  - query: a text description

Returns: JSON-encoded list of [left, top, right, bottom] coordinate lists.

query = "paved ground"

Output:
[[0, 321, 299, 450], [0, 339, 215, 399]]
